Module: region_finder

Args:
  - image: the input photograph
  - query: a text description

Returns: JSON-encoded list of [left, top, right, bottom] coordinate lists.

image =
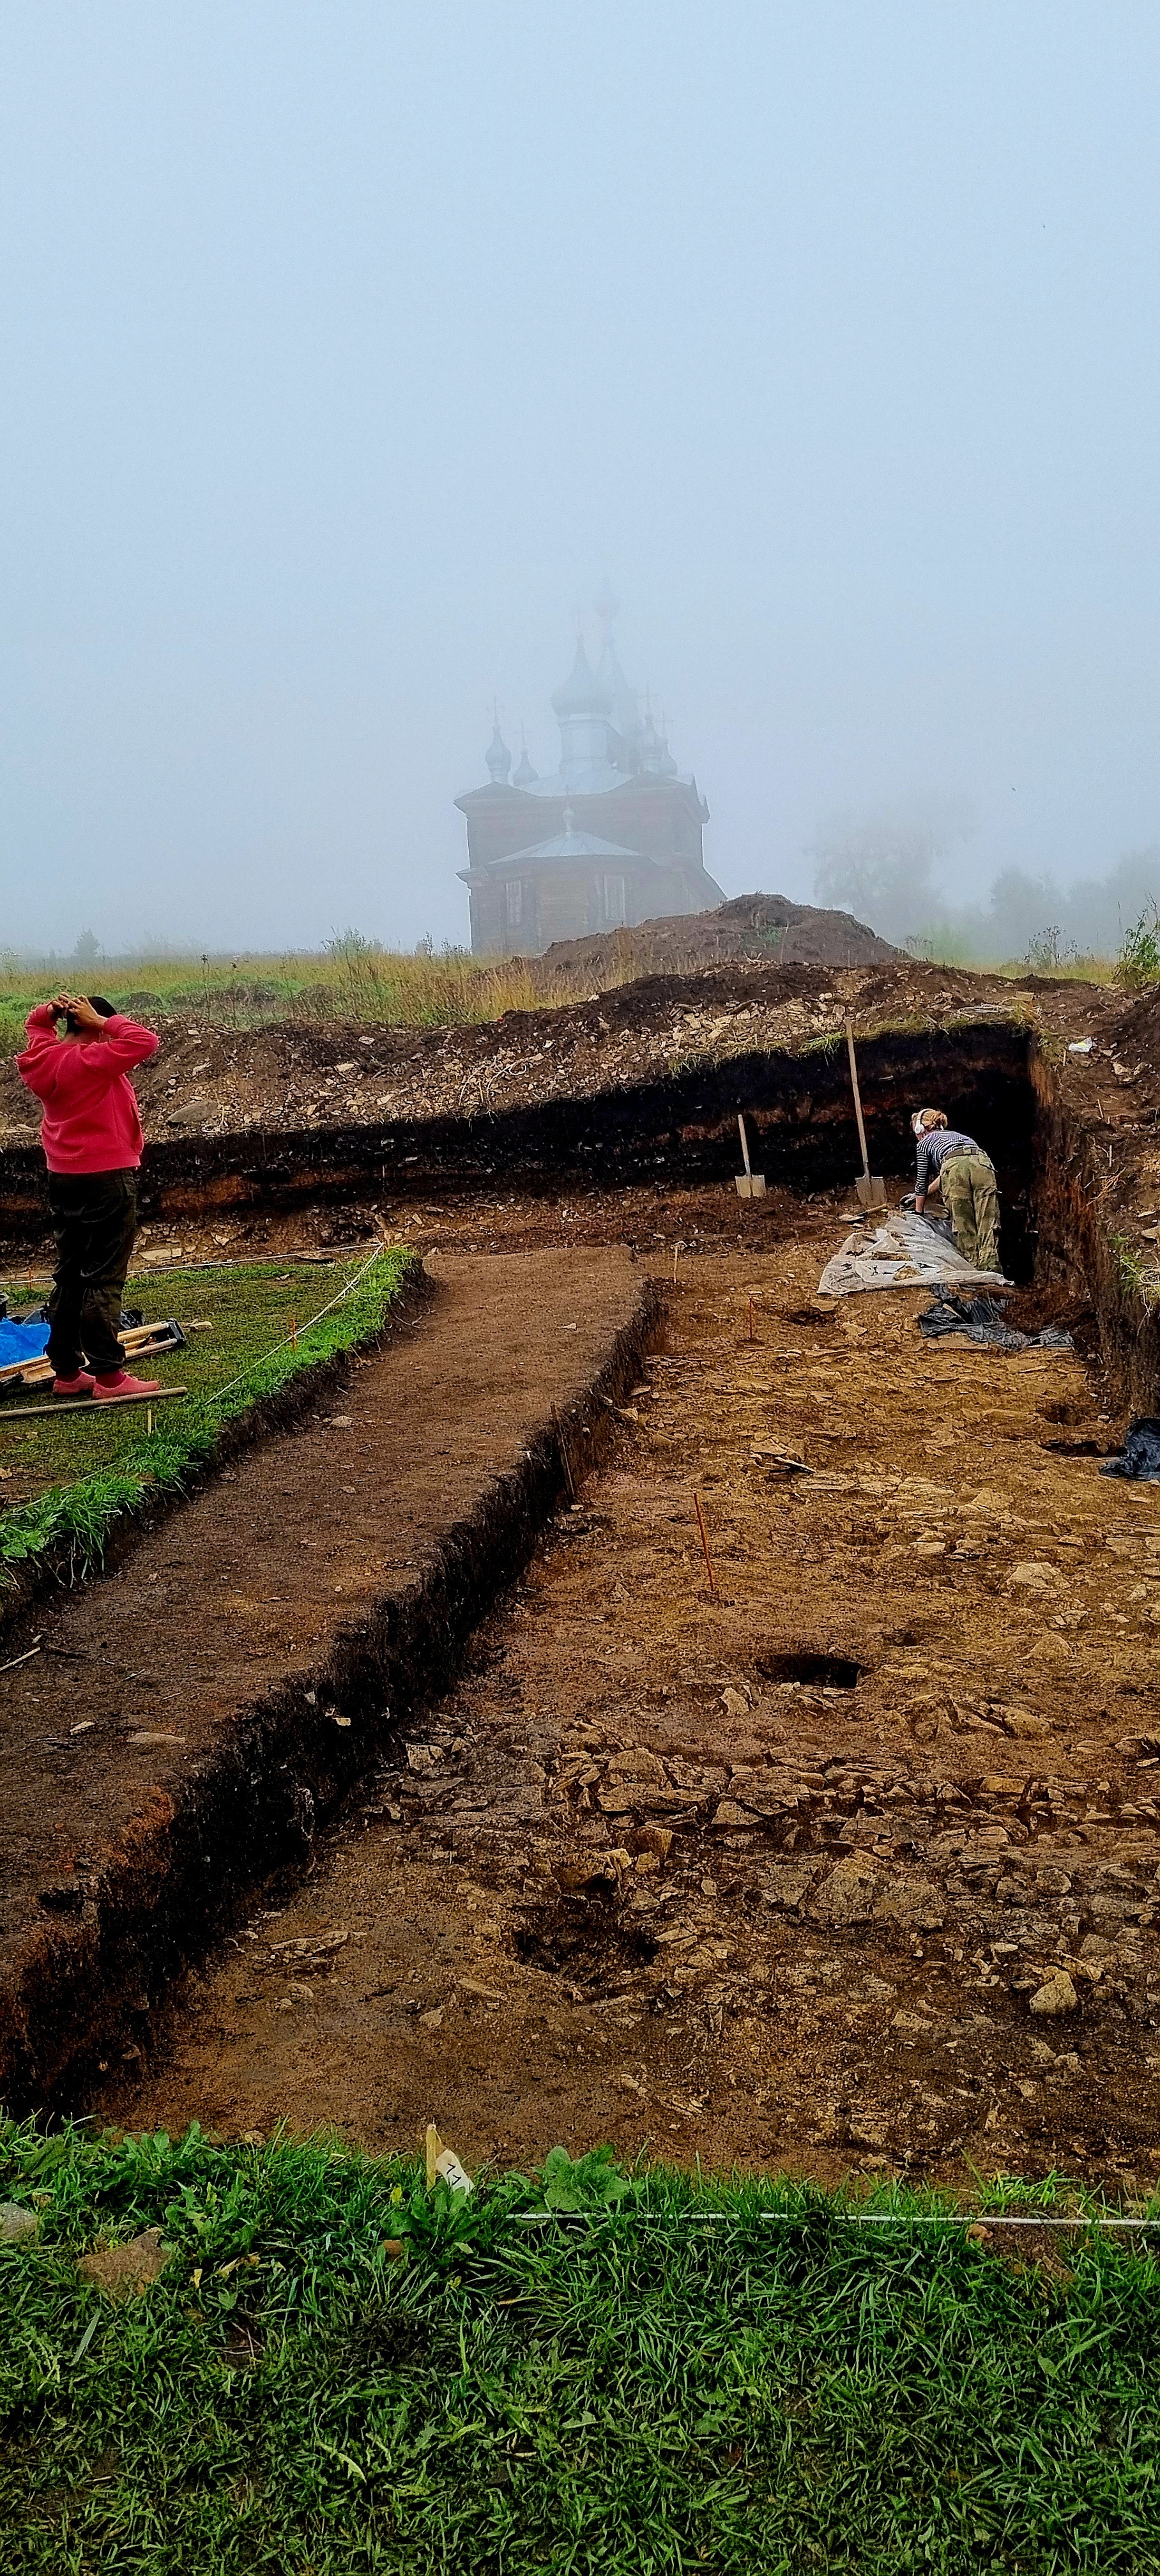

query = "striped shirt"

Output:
[[915, 1128, 989, 1195]]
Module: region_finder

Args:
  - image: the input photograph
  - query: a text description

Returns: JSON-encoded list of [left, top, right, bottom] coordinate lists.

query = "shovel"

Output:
[[845, 1022, 886, 1211], [735, 1112, 767, 1199]]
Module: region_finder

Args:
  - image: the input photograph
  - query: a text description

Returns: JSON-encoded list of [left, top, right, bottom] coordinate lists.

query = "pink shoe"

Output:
[[93, 1371, 162, 1403], [52, 1371, 96, 1397]]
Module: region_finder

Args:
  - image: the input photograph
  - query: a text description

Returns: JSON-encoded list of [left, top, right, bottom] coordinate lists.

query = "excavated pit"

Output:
[[1, 1017, 1038, 1251], [6, 1012, 1160, 2188]]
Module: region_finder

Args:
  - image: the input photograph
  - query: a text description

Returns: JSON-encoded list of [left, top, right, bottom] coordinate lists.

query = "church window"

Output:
[[601, 874, 627, 926], [504, 879, 524, 928]]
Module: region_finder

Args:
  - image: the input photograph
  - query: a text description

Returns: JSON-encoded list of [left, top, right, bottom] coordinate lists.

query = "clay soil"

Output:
[[107, 1217, 1160, 2200]]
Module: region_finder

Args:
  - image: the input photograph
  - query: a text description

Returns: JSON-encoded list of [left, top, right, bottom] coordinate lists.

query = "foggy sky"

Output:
[[3, 2, 1159, 957]]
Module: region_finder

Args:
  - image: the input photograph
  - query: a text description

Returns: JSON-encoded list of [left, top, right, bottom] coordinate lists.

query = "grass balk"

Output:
[[1, 2120, 1158, 2572], [0, 1247, 413, 1581]]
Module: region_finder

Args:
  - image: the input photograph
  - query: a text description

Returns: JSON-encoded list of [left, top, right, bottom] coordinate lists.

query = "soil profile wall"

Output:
[[2, 1021, 1035, 1229], [1030, 1045, 1160, 1416]]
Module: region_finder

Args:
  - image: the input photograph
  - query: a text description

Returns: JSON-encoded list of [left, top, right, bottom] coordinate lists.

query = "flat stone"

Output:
[[761, 1860, 823, 1912], [874, 1876, 945, 1931], [1029, 1970, 1078, 2017], [809, 1859, 880, 1926], [78, 2225, 170, 2299], [711, 1799, 756, 1829], [0, 2203, 36, 2243], [606, 1749, 667, 1784]]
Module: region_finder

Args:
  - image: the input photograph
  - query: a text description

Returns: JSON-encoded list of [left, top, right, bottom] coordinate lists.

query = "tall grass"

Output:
[[0, 935, 554, 1052]]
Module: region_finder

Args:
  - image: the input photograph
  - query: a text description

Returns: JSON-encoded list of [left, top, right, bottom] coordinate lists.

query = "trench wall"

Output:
[[1, 1284, 659, 2113], [3, 1019, 1035, 1232], [1030, 1043, 1160, 1417]]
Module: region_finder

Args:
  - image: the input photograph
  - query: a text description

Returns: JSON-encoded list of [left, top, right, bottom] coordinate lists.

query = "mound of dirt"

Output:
[[529, 892, 899, 992]]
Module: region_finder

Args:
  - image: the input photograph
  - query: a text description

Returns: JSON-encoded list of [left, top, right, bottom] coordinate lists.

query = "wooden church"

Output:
[[455, 602, 722, 956]]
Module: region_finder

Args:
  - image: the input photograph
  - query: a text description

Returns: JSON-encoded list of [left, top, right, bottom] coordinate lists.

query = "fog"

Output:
[[3, 3, 1159, 960], [810, 808, 1160, 963]]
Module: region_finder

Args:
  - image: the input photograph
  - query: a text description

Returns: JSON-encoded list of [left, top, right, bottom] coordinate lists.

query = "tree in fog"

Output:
[[809, 801, 973, 944], [973, 850, 1160, 963]]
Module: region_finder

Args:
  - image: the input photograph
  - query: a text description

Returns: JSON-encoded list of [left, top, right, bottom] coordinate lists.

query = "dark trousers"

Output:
[[45, 1169, 139, 1378]]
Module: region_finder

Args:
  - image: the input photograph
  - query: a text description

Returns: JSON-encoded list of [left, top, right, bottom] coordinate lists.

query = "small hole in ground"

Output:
[[756, 1652, 862, 1690], [513, 1894, 658, 1984]]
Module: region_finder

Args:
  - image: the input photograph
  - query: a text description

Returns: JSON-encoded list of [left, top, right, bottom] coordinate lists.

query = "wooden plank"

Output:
[[0, 1386, 188, 1423]]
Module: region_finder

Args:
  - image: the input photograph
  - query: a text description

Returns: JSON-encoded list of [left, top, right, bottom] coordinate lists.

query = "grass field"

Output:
[[2, 930, 1131, 1059], [0, 1248, 413, 1577], [0, 944, 548, 1052], [0, 2121, 1157, 2574]]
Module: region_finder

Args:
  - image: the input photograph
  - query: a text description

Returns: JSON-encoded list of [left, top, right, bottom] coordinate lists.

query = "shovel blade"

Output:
[[855, 1173, 887, 1209], [735, 1173, 767, 1199]]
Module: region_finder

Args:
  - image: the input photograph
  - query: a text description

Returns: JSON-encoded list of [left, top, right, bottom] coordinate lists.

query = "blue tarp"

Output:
[[0, 1317, 50, 1367]]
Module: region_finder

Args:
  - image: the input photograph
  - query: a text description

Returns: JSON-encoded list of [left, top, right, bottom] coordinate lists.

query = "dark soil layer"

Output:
[[108, 1239, 1160, 2198], [0, 958, 1123, 1208], [528, 889, 901, 984], [0, 1010, 1038, 1232], [0, 1252, 655, 2109]]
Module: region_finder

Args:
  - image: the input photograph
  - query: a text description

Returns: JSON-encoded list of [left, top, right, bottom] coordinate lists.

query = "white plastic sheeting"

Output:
[[818, 1209, 1012, 1299]]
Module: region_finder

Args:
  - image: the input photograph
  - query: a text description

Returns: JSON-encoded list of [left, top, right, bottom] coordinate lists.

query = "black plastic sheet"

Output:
[[917, 1294, 1073, 1353], [1101, 1419, 1160, 1482]]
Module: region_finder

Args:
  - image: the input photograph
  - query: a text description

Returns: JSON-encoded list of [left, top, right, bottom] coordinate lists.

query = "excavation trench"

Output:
[[2, 1018, 1035, 1237], [4, 1020, 1160, 2184], [0, 1255, 657, 2110], [98, 1202, 1160, 2193]]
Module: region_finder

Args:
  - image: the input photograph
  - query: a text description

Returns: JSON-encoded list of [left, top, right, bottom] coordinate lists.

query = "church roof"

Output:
[[498, 809, 640, 867]]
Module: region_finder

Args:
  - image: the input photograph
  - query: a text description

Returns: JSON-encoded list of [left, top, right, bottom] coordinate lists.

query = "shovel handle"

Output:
[[845, 1022, 871, 1178], [737, 1112, 752, 1179]]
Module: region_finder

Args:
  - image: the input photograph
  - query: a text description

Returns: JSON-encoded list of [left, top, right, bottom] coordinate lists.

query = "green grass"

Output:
[[1, 2122, 1158, 2573], [0, 1248, 413, 1577], [1115, 903, 1160, 993], [0, 940, 551, 1052], [1110, 1234, 1160, 1312]]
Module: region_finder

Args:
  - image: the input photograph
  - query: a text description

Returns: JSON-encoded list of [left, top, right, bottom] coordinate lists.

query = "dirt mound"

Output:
[[529, 892, 899, 992], [1110, 982, 1160, 1064]]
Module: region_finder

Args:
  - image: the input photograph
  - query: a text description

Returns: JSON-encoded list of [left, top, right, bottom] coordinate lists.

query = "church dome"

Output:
[[551, 636, 613, 720], [485, 717, 511, 785]]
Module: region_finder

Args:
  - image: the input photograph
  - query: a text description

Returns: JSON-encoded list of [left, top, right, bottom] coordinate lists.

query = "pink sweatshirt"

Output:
[[17, 1006, 160, 1174]]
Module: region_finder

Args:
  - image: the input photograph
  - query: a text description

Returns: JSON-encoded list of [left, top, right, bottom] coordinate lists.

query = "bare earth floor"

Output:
[[107, 1233, 1160, 2197]]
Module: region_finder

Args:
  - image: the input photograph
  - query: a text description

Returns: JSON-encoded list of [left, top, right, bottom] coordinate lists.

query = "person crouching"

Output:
[[16, 993, 163, 1400], [910, 1107, 1001, 1273]]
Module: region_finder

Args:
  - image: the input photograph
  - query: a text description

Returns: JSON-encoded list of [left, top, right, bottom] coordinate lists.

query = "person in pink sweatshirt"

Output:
[[16, 993, 164, 1401]]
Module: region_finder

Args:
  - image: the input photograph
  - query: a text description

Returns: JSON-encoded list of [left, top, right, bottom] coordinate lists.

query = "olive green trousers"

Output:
[[940, 1152, 1000, 1272]]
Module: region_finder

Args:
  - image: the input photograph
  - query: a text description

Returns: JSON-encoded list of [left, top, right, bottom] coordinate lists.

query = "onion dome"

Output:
[[485, 714, 511, 785], [551, 636, 613, 720]]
